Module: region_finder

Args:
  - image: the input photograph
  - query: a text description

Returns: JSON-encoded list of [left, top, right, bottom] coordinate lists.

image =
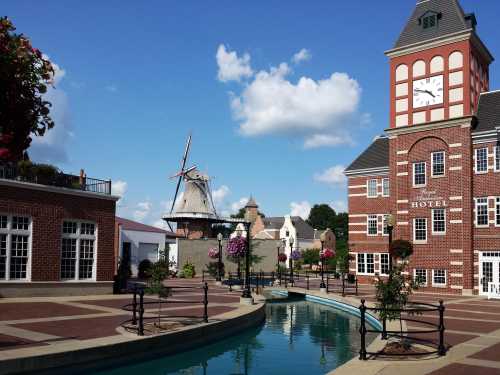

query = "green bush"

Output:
[[138, 259, 152, 279], [206, 261, 224, 278], [182, 262, 196, 278]]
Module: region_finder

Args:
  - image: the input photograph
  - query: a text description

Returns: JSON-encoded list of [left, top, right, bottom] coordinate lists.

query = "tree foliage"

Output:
[[306, 204, 348, 240], [0, 17, 55, 161]]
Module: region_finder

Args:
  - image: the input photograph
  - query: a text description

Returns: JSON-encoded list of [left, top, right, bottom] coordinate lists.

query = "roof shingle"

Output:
[[345, 137, 389, 173], [474, 91, 500, 134]]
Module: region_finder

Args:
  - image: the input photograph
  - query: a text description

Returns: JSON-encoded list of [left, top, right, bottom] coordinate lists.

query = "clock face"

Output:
[[412, 75, 444, 108]]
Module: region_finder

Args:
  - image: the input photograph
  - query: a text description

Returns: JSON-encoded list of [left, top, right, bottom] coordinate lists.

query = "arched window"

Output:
[[395, 64, 408, 82], [413, 60, 426, 77], [449, 51, 463, 70], [430, 56, 444, 73]]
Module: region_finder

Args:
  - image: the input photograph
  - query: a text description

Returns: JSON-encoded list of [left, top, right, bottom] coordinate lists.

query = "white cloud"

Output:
[[231, 67, 361, 138], [212, 185, 230, 206], [292, 48, 311, 64], [112, 180, 127, 198], [216, 44, 253, 82], [152, 219, 170, 230], [303, 133, 354, 149], [330, 200, 347, 213], [133, 201, 152, 222], [314, 165, 347, 186], [29, 57, 73, 163], [231, 197, 249, 213], [290, 201, 311, 220]]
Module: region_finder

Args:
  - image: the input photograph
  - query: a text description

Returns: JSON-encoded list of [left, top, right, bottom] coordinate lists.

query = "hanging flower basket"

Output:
[[208, 248, 219, 259], [291, 250, 302, 261], [278, 253, 288, 263], [320, 248, 335, 260], [226, 236, 246, 257]]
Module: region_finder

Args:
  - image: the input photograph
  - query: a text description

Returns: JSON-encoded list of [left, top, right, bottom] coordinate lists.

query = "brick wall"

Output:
[[0, 182, 116, 282]]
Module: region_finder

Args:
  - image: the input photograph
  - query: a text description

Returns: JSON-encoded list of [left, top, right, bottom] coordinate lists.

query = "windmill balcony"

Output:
[[0, 161, 112, 195]]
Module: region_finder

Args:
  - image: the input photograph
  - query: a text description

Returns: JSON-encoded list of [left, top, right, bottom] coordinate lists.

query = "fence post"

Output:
[[359, 299, 367, 360], [438, 300, 446, 356], [138, 289, 144, 336], [342, 276, 345, 297], [326, 274, 329, 293], [203, 282, 209, 323], [202, 270, 205, 282], [382, 317, 387, 340], [306, 274, 310, 290], [132, 287, 137, 325], [355, 278, 359, 296]]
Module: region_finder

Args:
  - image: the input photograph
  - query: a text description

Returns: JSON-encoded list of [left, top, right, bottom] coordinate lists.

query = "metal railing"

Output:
[[0, 161, 111, 195], [358, 299, 446, 360], [325, 274, 359, 296], [122, 283, 209, 336]]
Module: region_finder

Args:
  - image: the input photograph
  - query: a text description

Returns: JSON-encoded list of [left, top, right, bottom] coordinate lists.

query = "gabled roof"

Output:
[[262, 216, 316, 240], [116, 216, 177, 237], [245, 196, 258, 208], [394, 0, 474, 49], [474, 91, 500, 134], [345, 136, 389, 173]]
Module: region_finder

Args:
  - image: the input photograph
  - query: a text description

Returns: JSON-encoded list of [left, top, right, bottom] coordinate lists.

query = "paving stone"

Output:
[[428, 363, 500, 375]]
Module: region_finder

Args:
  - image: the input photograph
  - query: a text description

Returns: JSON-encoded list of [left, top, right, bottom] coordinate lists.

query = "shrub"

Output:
[[206, 261, 224, 278], [389, 240, 413, 260], [182, 262, 196, 278], [138, 259, 152, 279], [145, 259, 169, 295]]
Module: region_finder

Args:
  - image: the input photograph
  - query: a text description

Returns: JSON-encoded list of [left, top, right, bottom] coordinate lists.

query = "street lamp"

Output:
[[236, 228, 242, 280], [217, 232, 223, 283], [289, 235, 295, 285], [276, 240, 282, 278], [387, 214, 395, 276], [320, 231, 326, 291], [242, 221, 252, 300]]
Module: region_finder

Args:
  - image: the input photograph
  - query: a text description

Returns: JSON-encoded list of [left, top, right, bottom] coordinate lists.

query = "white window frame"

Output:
[[496, 198, 500, 227], [367, 179, 378, 198], [382, 214, 390, 236], [367, 215, 378, 236], [475, 197, 489, 228], [380, 253, 390, 276], [414, 269, 428, 287], [432, 269, 447, 287], [357, 253, 366, 274], [413, 162, 426, 187], [495, 146, 500, 172], [0, 214, 32, 282], [357, 253, 375, 275], [61, 220, 97, 282], [413, 218, 427, 243], [431, 151, 445, 177], [382, 178, 390, 197], [475, 147, 488, 174], [432, 208, 446, 235]]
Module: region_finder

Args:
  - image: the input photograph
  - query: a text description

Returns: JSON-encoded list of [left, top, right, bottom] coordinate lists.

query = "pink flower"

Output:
[[320, 248, 335, 260]]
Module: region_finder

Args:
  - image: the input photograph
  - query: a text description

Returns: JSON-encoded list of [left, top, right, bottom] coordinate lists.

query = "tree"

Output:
[[0, 17, 55, 162], [306, 204, 336, 230]]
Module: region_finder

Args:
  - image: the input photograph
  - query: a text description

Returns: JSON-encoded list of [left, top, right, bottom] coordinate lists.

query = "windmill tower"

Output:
[[163, 135, 219, 239]]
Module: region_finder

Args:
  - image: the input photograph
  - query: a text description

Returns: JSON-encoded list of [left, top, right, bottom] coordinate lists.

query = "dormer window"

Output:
[[418, 11, 442, 30]]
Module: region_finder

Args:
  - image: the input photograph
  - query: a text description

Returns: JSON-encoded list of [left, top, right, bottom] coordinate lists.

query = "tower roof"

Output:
[[344, 136, 389, 173], [245, 196, 258, 208], [394, 0, 476, 49]]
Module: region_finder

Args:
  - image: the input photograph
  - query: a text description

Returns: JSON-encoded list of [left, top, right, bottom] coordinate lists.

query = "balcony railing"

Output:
[[0, 162, 112, 195]]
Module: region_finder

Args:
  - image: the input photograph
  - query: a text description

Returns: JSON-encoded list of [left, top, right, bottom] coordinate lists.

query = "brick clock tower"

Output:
[[346, 0, 500, 296]]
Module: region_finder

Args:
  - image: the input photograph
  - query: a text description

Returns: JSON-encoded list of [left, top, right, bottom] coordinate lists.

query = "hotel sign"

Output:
[[411, 189, 448, 208]]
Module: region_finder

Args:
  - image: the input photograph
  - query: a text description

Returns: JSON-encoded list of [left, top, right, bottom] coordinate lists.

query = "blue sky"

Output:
[[4, 1, 500, 227]]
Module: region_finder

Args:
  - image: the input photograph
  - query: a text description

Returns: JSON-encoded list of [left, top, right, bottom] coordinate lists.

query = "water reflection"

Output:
[[93, 300, 375, 375]]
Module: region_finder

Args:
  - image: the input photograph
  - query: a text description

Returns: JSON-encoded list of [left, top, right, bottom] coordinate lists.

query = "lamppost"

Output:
[[236, 228, 242, 281], [217, 232, 223, 283], [320, 231, 326, 291], [276, 240, 281, 280], [387, 214, 395, 276], [242, 221, 252, 300], [289, 236, 295, 285]]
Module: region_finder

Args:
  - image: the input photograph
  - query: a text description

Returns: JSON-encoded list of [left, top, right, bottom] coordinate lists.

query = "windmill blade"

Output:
[[180, 133, 192, 172], [170, 165, 197, 179], [170, 175, 183, 214]]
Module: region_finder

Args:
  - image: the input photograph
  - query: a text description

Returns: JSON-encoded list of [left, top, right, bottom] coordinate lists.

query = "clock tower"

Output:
[[386, 0, 493, 128]]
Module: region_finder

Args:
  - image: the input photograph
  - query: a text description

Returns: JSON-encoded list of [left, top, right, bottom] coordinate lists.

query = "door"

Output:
[[122, 242, 131, 267], [479, 252, 500, 296]]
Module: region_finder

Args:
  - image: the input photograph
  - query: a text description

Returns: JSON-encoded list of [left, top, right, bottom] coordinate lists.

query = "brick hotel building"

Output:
[[345, 0, 500, 295]]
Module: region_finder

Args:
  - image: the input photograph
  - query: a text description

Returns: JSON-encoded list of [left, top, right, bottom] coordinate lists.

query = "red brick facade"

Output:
[[0, 180, 116, 288], [346, 1, 498, 295]]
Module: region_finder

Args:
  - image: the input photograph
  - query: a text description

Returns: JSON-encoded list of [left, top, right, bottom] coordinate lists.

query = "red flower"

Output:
[[0, 148, 11, 159]]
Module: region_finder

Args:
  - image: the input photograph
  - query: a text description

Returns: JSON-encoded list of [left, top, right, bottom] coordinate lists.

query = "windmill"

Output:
[[163, 135, 219, 238]]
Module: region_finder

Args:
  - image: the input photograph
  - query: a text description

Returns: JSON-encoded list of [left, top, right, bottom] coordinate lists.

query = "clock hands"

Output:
[[414, 88, 436, 98]]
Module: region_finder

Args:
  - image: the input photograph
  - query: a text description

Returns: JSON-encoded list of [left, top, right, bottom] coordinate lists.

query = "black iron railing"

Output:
[[0, 162, 111, 195], [122, 283, 209, 336], [325, 274, 359, 296], [358, 299, 446, 360]]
